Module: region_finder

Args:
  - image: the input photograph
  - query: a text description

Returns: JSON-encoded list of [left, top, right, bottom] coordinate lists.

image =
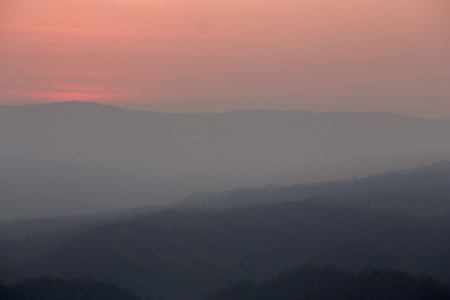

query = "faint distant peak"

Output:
[[222, 109, 412, 117], [0, 101, 132, 117], [27, 101, 119, 110], [409, 160, 450, 173], [0, 102, 444, 121]]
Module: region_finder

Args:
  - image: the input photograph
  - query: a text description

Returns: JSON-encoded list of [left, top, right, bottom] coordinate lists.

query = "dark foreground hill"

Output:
[[1, 101, 450, 219], [3, 201, 450, 300], [0, 277, 144, 300], [206, 265, 450, 300]]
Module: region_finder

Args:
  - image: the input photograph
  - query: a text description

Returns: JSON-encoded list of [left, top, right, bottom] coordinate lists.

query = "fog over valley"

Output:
[[1, 101, 449, 220], [2, 1, 450, 298], [2, 102, 450, 300]]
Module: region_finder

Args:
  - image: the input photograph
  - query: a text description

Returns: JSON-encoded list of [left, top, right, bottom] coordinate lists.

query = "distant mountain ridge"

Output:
[[1, 159, 448, 241], [176, 160, 450, 216], [1, 101, 449, 220]]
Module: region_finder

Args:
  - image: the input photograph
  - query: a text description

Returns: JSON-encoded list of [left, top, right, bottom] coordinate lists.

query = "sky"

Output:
[[1, 0, 449, 117]]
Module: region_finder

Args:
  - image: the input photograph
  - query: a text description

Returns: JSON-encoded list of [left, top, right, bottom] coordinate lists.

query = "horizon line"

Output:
[[1, 100, 446, 120]]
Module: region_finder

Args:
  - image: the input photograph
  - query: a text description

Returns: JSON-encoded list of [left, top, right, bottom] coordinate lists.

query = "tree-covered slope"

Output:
[[0, 277, 145, 300], [2, 160, 449, 277], [178, 160, 450, 217], [206, 265, 450, 300], [5, 202, 450, 300]]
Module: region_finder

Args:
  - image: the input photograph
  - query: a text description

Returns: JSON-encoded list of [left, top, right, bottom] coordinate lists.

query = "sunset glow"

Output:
[[1, 0, 449, 117]]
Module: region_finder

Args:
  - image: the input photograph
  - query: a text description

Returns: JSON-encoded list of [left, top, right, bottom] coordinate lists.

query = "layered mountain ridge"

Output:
[[1, 101, 449, 219]]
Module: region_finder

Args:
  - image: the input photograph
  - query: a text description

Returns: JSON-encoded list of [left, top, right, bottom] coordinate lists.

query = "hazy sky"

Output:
[[1, 0, 449, 117]]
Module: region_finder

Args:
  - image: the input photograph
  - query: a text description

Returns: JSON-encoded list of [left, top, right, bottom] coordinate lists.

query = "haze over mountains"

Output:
[[1, 104, 450, 300], [1, 101, 449, 220], [2, 161, 450, 299], [177, 161, 450, 217]]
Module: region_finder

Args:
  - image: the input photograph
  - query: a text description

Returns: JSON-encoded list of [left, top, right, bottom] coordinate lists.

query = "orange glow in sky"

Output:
[[1, 0, 449, 117]]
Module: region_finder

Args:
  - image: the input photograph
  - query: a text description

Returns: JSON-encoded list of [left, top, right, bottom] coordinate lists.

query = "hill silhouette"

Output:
[[177, 160, 450, 216], [206, 265, 450, 300], [3, 200, 450, 300], [0, 277, 144, 300]]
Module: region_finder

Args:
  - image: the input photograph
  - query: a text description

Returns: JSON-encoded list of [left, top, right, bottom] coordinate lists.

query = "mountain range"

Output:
[[2, 161, 450, 300], [1, 101, 449, 219]]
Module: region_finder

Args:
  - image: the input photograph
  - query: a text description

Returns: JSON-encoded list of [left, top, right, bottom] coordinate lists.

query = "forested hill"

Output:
[[206, 265, 450, 300], [4, 201, 450, 300], [1, 160, 449, 241], [0, 277, 144, 300], [1, 160, 448, 241], [1, 102, 450, 219], [178, 160, 450, 217], [1, 160, 449, 272]]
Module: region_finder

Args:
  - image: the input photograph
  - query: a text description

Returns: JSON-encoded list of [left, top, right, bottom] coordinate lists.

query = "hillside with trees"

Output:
[[178, 160, 450, 217], [2, 201, 450, 300], [0, 277, 145, 300], [206, 265, 450, 300], [2, 161, 450, 299]]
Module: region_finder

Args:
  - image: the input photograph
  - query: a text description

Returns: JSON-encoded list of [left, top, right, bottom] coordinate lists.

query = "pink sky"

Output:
[[1, 0, 449, 117]]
